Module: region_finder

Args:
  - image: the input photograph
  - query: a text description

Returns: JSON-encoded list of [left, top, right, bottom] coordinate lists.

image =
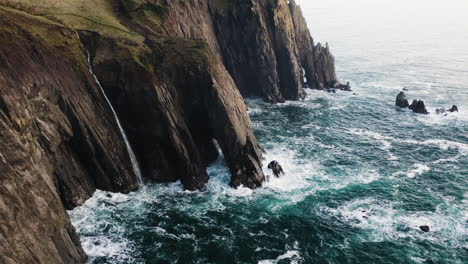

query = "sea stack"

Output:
[[396, 91, 410, 108], [449, 105, 459, 112], [409, 100, 429, 114]]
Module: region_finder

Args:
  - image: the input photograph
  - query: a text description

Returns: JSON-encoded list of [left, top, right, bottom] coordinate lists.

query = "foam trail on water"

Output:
[[75, 31, 143, 184]]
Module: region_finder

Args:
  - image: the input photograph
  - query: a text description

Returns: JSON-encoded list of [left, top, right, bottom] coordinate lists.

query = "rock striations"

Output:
[[0, 0, 341, 262]]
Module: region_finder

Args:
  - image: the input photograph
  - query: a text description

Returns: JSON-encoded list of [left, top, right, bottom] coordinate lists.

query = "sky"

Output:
[[295, 0, 468, 49]]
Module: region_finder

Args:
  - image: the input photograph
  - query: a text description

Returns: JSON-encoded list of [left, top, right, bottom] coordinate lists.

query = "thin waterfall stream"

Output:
[[75, 32, 144, 185]]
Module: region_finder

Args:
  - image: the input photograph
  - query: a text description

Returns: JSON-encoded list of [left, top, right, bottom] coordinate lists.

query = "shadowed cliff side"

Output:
[[209, 0, 340, 102], [0, 8, 142, 263]]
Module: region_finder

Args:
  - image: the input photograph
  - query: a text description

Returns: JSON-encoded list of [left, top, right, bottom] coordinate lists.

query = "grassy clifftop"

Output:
[[1, 0, 157, 40]]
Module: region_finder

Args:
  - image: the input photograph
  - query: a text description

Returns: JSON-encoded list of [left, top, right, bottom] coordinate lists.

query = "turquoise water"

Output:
[[69, 1, 468, 263]]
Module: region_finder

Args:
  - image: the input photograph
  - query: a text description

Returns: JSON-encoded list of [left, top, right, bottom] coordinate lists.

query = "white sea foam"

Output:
[[262, 146, 316, 192], [416, 106, 468, 125], [80, 236, 132, 260], [406, 163, 431, 178], [348, 128, 397, 160], [257, 250, 301, 264], [322, 197, 468, 248], [397, 138, 468, 156]]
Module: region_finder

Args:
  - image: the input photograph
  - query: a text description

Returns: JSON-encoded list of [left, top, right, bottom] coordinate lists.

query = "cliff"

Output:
[[0, 0, 340, 262]]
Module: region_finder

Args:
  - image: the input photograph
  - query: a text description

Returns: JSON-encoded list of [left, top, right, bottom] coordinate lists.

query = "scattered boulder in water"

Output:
[[403, 88, 409, 91], [436, 107, 446, 114], [449, 105, 458, 112], [395, 92, 410, 108], [267, 160, 285, 178], [334, 81, 352, 91], [106, 193, 113, 198], [419, 225, 430, 232], [409, 100, 428, 114]]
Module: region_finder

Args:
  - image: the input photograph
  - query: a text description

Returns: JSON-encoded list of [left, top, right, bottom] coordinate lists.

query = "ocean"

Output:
[[69, 0, 468, 263]]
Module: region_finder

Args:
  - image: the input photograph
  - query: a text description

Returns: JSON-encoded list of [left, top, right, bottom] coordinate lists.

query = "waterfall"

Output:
[[74, 32, 144, 185]]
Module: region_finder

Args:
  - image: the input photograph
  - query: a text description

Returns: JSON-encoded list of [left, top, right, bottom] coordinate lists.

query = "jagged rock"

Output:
[[334, 82, 352, 91], [210, 0, 341, 101], [289, 0, 319, 88], [409, 100, 428, 114], [314, 42, 338, 88], [396, 92, 410, 108], [436, 107, 446, 114], [268, 160, 285, 178], [419, 225, 430, 232], [449, 105, 459, 112]]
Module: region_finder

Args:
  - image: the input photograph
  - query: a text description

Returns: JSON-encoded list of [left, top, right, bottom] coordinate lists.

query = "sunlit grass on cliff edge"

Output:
[[1, 0, 139, 39]]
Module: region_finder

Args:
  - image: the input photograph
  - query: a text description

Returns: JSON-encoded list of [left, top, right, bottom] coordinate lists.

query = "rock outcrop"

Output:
[[419, 225, 430, 232], [449, 105, 459, 112], [409, 100, 429, 114], [210, 0, 341, 102], [396, 92, 410, 108], [267, 160, 285, 178], [0, 0, 342, 262]]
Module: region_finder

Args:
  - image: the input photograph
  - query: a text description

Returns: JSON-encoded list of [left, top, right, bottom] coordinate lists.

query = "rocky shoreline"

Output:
[[0, 0, 343, 262]]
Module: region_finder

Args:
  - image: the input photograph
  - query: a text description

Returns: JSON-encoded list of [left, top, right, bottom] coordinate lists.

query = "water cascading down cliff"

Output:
[[0, 0, 341, 262]]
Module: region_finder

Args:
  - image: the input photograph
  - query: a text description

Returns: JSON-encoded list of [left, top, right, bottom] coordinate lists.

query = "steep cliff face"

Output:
[[210, 0, 339, 101], [0, 8, 142, 263], [81, 32, 264, 190], [288, 0, 338, 89], [0, 0, 341, 262]]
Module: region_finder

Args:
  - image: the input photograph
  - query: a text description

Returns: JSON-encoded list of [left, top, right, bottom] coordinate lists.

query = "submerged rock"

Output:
[[436, 107, 446, 114], [396, 92, 410, 108], [267, 161, 285, 178], [449, 105, 459, 112], [334, 81, 352, 91], [409, 100, 428, 114], [419, 225, 430, 232]]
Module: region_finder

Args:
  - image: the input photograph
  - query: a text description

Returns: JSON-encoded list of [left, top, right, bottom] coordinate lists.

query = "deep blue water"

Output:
[[69, 1, 468, 263]]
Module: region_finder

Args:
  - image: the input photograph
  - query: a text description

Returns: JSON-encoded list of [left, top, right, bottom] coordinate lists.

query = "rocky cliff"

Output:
[[0, 0, 340, 262]]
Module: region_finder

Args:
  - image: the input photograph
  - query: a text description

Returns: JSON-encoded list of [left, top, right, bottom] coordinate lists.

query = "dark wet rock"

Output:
[[403, 88, 409, 91], [106, 194, 113, 198], [268, 160, 285, 178], [449, 105, 459, 112], [334, 82, 352, 91], [436, 107, 446, 114], [409, 100, 428, 114], [396, 92, 410, 108], [419, 225, 430, 232]]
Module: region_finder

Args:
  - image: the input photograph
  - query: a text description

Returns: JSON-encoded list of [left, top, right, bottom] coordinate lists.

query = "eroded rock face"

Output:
[[210, 0, 340, 101], [0, 10, 144, 263]]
